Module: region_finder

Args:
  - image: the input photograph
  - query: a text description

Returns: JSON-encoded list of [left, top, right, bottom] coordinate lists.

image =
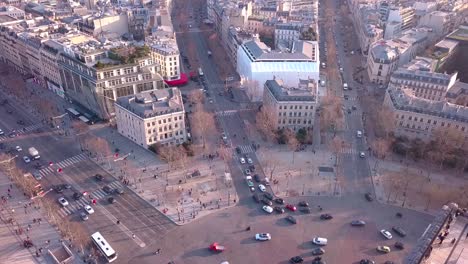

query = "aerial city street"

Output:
[[0, 0, 468, 263]]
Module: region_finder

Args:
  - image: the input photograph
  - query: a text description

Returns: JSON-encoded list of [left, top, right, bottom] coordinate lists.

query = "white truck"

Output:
[[28, 147, 40, 160]]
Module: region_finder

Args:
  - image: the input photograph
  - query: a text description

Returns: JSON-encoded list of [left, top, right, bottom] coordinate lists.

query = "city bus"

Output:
[[66, 108, 80, 117], [91, 232, 117, 263]]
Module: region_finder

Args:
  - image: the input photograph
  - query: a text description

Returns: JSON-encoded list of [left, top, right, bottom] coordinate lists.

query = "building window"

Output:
[[147, 123, 150, 127]]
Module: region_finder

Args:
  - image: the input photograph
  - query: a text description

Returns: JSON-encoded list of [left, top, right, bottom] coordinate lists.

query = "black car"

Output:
[[312, 248, 325, 256], [95, 174, 103, 181], [320, 214, 333, 220], [54, 185, 64, 193], [63, 184, 72, 189], [17, 120, 25, 125], [253, 174, 261, 182], [394, 242, 405, 250], [351, 220, 366, 226], [274, 198, 285, 204], [365, 193, 373, 201], [263, 192, 273, 200], [103, 186, 112, 194], [392, 226, 407, 237], [290, 256, 304, 263], [261, 198, 273, 206], [360, 260, 375, 264], [252, 193, 261, 203], [235, 147, 241, 154], [108, 197, 115, 204], [274, 206, 285, 213], [312, 256, 326, 264], [286, 215, 297, 224], [73, 192, 83, 200], [249, 165, 255, 171], [34, 163, 45, 170], [298, 201, 309, 207], [300, 207, 311, 214], [114, 188, 124, 195]]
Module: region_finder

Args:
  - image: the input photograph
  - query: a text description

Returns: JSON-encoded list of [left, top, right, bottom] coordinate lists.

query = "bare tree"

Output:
[[329, 136, 343, 166], [372, 138, 392, 170], [191, 107, 216, 149], [284, 129, 300, 164], [218, 146, 233, 170], [259, 151, 278, 181], [255, 109, 277, 142], [188, 89, 204, 105], [157, 144, 180, 169], [373, 105, 396, 139], [244, 79, 261, 102], [319, 95, 343, 133], [432, 127, 464, 168]]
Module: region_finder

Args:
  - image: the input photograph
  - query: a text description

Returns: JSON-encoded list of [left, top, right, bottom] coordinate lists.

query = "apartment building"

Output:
[[226, 27, 255, 69], [0, 6, 25, 19], [59, 41, 165, 120], [115, 88, 187, 148], [418, 11, 452, 37], [40, 40, 65, 98], [352, 4, 384, 55], [446, 82, 468, 107], [262, 79, 318, 131], [237, 39, 319, 101], [384, 83, 468, 140], [274, 23, 302, 50], [149, 39, 180, 81], [385, 6, 416, 36]]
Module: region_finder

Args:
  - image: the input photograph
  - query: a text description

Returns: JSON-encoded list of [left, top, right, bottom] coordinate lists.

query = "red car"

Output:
[[209, 242, 225, 252], [286, 204, 297, 211]]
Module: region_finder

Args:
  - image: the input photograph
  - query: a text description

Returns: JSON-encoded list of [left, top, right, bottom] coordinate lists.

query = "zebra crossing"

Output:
[[37, 153, 88, 177], [340, 148, 358, 155], [0, 123, 43, 141], [238, 144, 255, 154], [216, 110, 238, 117], [58, 181, 124, 218]]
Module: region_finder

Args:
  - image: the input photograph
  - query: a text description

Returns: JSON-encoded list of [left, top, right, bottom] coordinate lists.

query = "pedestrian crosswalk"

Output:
[[38, 153, 88, 177], [0, 123, 44, 141], [216, 110, 237, 117], [58, 181, 124, 218], [238, 144, 255, 154], [340, 148, 358, 155]]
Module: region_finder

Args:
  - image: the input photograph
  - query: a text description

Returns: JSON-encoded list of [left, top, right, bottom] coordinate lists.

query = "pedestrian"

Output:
[[116, 220, 120, 225], [451, 238, 456, 244]]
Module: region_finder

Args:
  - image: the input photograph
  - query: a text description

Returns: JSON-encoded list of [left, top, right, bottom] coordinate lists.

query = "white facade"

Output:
[[418, 11, 451, 37], [237, 40, 319, 101], [150, 41, 180, 81]]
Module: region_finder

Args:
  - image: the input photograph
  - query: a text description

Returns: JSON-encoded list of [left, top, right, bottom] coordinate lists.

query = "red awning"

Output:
[[165, 73, 188, 86]]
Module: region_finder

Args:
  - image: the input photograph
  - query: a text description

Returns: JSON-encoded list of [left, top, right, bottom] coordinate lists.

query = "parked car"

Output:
[[286, 204, 297, 211], [312, 237, 328, 246], [274, 198, 284, 204], [255, 233, 271, 241], [239, 157, 246, 164], [95, 174, 103, 181], [320, 214, 333, 220], [23, 156, 31, 163], [311, 256, 326, 264], [300, 207, 311, 214], [244, 169, 251, 176], [114, 188, 124, 195], [258, 184, 266, 192], [247, 158, 253, 164], [32, 172, 42, 181], [360, 259, 375, 264], [312, 247, 325, 255], [359, 151, 366, 158], [298, 201, 309, 207], [73, 192, 83, 200], [365, 193, 373, 201], [54, 185, 64, 193], [261, 198, 273, 206], [380, 229, 393, 240], [58, 197, 69, 207], [15, 146, 22, 151], [394, 241, 405, 250], [235, 147, 241, 154], [351, 220, 366, 226], [108, 197, 116, 204], [103, 186, 112, 194], [263, 192, 273, 200], [392, 226, 407, 237], [253, 193, 261, 203], [274, 206, 285, 213], [286, 215, 297, 224], [253, 174, 261, 182], [262, 205, 273, 214], [376, 246, 391, 253], [290, 256, 304, 263]]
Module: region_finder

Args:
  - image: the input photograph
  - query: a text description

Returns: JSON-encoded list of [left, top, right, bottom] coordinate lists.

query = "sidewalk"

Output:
[[0, 172, 81, 264], [90, 126, 238, 225]]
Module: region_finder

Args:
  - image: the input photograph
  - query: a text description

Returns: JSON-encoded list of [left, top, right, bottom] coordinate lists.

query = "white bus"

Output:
[[78, 115, 90, 124], [198, 67, 204, 76], [66, 108, 80, 117], [91, 232, 117, 263]]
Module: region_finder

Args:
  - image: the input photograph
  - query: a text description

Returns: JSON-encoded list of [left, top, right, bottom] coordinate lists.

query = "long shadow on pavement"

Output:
[[181, 247, 214, 258]]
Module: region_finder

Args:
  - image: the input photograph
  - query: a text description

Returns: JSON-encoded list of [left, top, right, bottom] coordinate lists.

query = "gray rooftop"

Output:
[[265, 79, 316, 102], [391, 68, 455, 86], [115, 88, 184, 119], [446, 81, 468, 99], [242, 40, 315, 61]]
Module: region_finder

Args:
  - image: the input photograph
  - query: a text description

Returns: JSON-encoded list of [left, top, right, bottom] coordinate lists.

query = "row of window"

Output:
[[278, 105, 313, 110], [146, 116, 183, 127], [396, 113, 466, 131], [279, 111, 312, 117], [148, 131, 183, 143], [278, 119, 313, 125], [147, 123, 181, 134]]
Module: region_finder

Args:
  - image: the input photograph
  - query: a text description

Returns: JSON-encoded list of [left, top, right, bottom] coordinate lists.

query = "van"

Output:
[[343, 83, 348, 90], [356, 130, 362, 138], [312, 237, 328, 245]]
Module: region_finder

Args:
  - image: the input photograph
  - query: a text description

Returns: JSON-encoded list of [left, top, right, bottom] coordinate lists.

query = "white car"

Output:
[[58, 197, 69, 207], [262, 205, 273, 214], [247, 158, 253, 164], [0, 129, 3, 135], [240, 157, 246, 164], [380, 229, 393, 240], [255, 233, 272, 241], [359, 152, 366, 158], [221, 133, 227, 141], [23, 156, 31, 163], [356, 130, 362, 138], [84, 205, 94, 214], [343, 83, 348, 90], [258, 184, 266, 192], [15, 146, 22, 151], [312, 237, 328, 246]]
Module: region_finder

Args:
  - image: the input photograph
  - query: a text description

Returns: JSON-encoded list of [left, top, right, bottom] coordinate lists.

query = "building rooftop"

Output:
[[387, 86, 468, 123], [401, 56, 436, 71], [435, 38, 459, 52], [391, 68, 457, 86], [242, 39, 317, 61], [265, 79, 316, 102], [446, 81, 468, 99], [447, 25, 468, 42], [116, 88, 184, 119]]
